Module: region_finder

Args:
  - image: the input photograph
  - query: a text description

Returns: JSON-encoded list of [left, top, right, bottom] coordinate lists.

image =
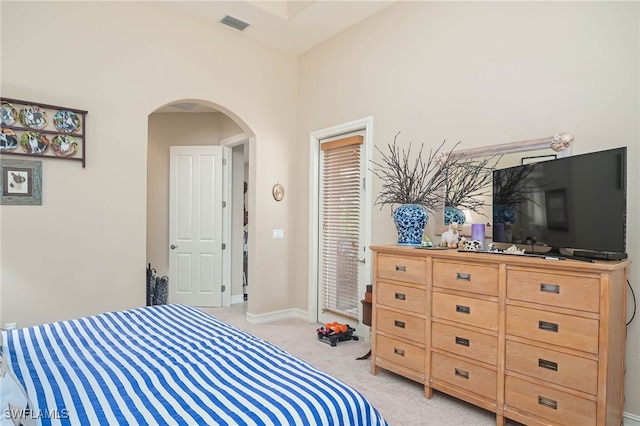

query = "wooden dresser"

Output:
[[370, 245, 630, 426]]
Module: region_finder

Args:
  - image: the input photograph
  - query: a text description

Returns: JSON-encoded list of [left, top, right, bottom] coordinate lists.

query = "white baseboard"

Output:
[[245, 308, 372, 343], [246, 308, 308, 324], [230, 294, 245, 305], [625, 411, 640, 426]]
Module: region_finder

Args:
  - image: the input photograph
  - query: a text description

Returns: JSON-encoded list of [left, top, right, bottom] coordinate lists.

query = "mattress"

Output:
[[1, 304, 388, 426]]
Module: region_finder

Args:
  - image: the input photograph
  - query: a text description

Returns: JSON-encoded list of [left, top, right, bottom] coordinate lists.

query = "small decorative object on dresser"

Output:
[[370, 132, 460, 246], [471, 223, 486, 248], [440, 221, 459, 248], [458, 237, 482, 252]]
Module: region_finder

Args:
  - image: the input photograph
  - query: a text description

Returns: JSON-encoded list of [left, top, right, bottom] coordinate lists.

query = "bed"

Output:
[[1, 304, 388, 426]]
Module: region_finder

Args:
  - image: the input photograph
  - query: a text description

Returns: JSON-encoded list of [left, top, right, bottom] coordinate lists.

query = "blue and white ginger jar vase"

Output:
[[444, 205, 466, 226], [393, 204, 428, 246]]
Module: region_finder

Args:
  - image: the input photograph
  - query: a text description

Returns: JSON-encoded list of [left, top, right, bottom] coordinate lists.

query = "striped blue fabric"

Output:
[[1, 304, 388, 426]]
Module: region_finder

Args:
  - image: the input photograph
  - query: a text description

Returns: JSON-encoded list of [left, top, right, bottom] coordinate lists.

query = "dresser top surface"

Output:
[[370, 244, 631, 272]]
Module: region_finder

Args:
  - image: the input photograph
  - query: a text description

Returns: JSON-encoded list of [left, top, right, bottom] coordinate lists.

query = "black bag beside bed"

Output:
[[146, 263, 169, 306]]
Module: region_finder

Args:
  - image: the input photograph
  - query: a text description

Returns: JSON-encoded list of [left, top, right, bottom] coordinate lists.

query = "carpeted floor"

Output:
[[200, 303, 516, 426]]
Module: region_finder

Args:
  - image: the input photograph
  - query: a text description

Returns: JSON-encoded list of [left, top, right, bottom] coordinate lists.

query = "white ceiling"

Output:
[[157, 0, 396, 55], [154, 0, 396, 113]]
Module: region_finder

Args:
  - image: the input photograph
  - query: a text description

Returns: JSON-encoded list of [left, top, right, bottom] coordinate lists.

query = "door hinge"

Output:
[[222, 243, 226, 250], [222, 200, 227, 208], [222, 158, 227, 166], [221, 285, 226, 292], [362, 177, 366, 189]]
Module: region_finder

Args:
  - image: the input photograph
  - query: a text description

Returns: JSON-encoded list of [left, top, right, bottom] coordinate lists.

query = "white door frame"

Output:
[[221, 133, 251, 308], [308, 117, 373, 324]]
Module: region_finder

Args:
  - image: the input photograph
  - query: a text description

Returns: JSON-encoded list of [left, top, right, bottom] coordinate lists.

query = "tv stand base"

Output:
[[572, 250, 628, 261]]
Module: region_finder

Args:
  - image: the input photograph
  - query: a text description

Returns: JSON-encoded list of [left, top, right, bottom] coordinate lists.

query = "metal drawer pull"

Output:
[[538, 321, 559, 333], [538, 358, 558, 371], [394, 320, 406, 329], [456, 272, 471, 281], [395, 292, 406, 301], [454, 368, 469, 379], [393, 348, 405, 357], [455, 337, 470, 347], [395, 265, 406, 272], [538, 396, 558, 410], [540, 283, 560, 294], [456, 305, 471, 314]]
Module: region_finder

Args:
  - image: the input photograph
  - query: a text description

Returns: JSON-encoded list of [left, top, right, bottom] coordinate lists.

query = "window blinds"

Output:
[[320, 135, 363, 320]]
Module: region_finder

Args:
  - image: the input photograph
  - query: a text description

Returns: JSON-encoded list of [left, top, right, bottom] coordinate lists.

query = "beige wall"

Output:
[[296, 1, 639, 417], [1, 2, 298, 325]]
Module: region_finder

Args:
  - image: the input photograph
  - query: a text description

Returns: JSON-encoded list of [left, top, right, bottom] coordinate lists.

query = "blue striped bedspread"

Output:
[[1, 304, 388, 426]]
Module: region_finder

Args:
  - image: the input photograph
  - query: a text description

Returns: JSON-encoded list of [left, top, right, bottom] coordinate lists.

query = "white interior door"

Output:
[[169, 146, 223, 306]]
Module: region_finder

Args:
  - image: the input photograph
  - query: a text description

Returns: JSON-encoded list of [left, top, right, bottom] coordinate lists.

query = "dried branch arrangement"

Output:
[[370, 132, 460, 213], [445, 155, 502, 214]]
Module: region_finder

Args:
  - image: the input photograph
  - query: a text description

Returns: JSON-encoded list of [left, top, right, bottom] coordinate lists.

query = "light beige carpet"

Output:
[[200, 304, 519, 426]]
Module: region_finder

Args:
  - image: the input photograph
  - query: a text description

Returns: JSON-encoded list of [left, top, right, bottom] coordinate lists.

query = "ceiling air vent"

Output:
[[220, 15, 251, 32]]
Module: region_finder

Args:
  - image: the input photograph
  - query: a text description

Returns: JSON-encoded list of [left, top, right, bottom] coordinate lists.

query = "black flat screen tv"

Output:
[[492, 147, 627, 256]]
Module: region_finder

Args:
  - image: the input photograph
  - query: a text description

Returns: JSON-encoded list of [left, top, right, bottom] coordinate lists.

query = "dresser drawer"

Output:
[[507, 269, 600, 313], [377, 254, 427, 285], [432, 292, 498, 331], [505, 375, 596, 426], [506, 306, 599, 353], [431, 352, 497, 400], [378, 281, 426, 314], [376, 307, 425, 344], [376, 334, 425, 374], [506, 340, 597, 394], [432, 322, 498, 366], [433, 260, 498, 296]]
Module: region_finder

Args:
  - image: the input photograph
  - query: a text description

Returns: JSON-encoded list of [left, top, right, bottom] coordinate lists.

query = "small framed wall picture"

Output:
[[272, 183, 284, 201], [0, 158, 42, 205]]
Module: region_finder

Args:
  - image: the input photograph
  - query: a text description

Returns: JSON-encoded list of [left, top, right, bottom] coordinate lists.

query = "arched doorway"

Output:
[[146, 99, 253, 309]]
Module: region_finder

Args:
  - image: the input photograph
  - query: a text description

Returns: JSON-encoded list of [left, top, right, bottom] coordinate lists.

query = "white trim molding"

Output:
[[246, 308, 308, 324], [220, 133, 250, 308], [308, 117, 374, 324], [230, 294, 245, 305], [625, 411, 640, 426]]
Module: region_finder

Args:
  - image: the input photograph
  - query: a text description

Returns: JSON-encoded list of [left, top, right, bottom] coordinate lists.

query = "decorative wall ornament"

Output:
[[0, 97, 87, 167], [272, 183, 284, 201], [550, 132, 574, 152], [0, 158, 42, 205]]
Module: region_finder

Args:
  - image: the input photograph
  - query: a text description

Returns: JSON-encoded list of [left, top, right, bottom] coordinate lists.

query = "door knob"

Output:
[[171, 245, 178, 249], [358, 258, 366, 263]]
